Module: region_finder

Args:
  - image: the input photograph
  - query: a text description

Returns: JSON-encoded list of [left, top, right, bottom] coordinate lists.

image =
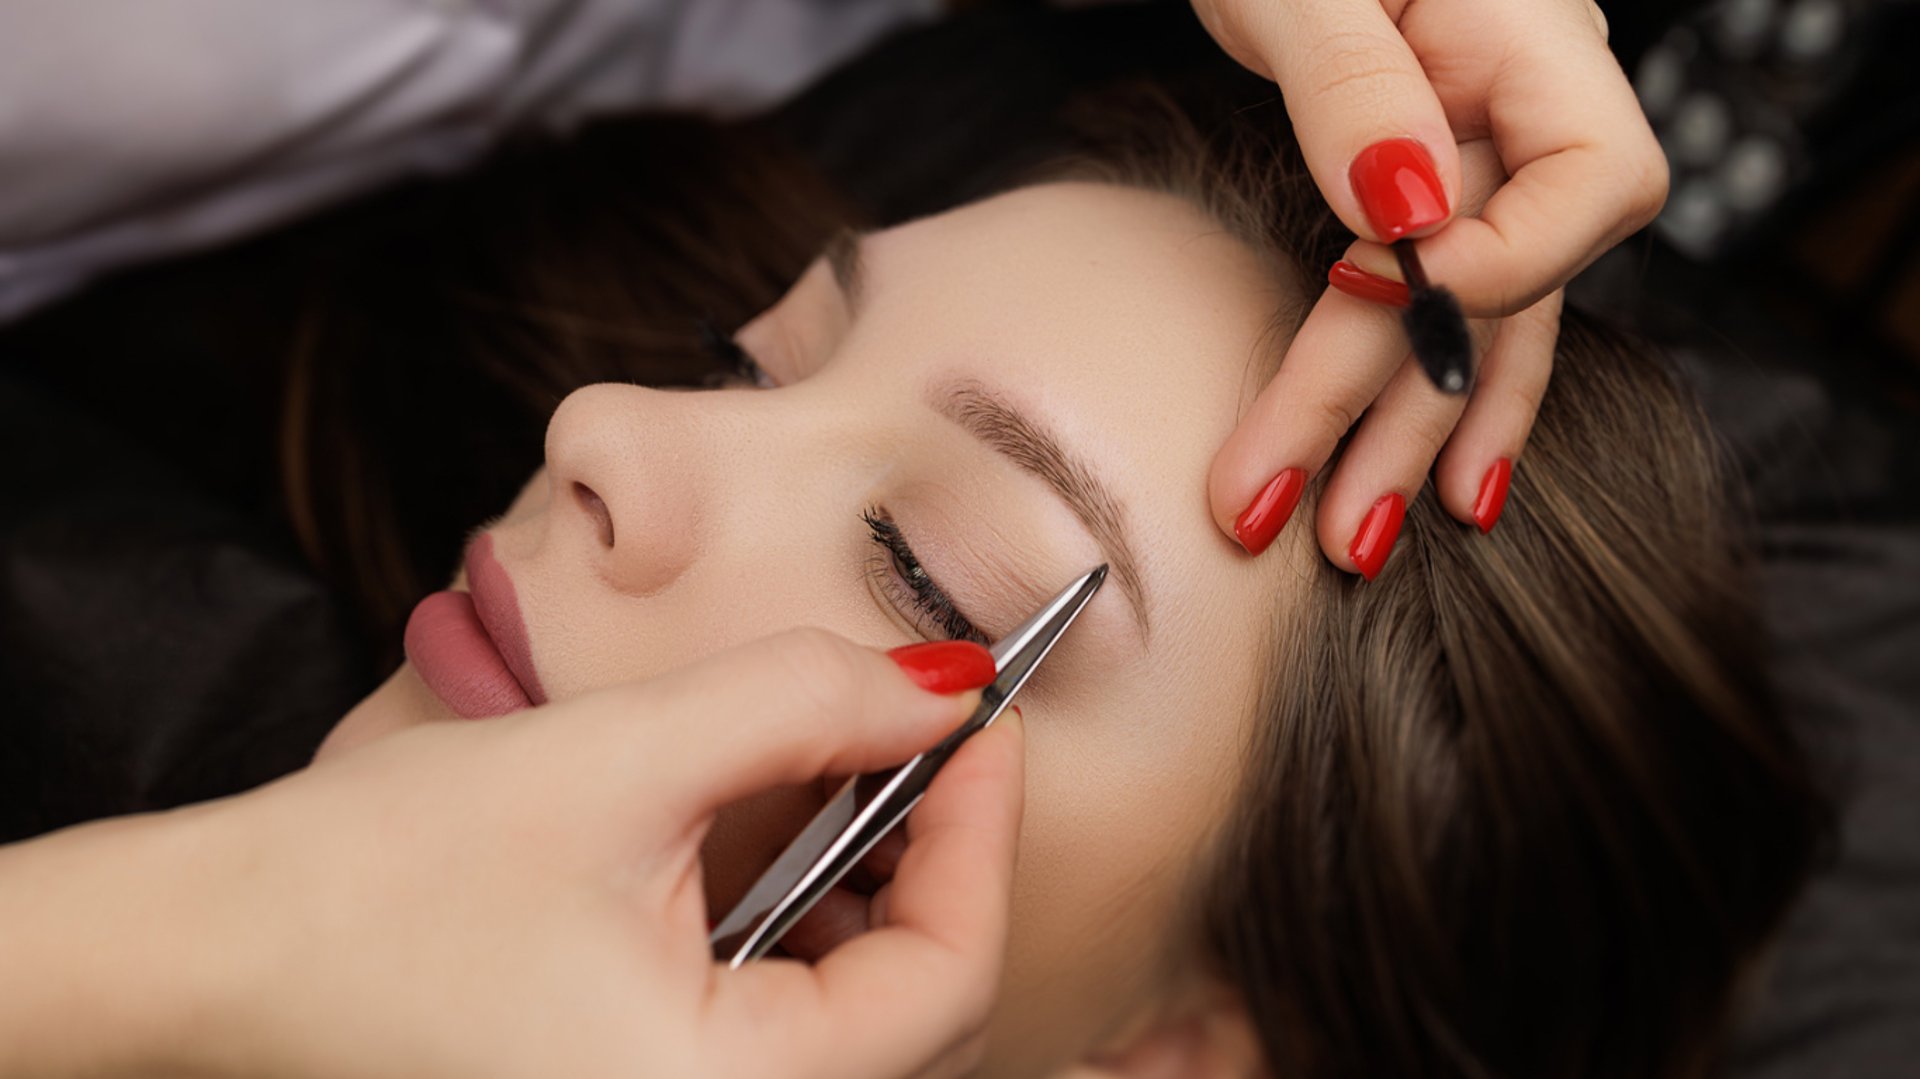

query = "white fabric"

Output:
[[0, 0, 936, 321]]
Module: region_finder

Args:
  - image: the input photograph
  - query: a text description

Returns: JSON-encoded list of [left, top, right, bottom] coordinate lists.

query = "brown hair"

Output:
[[1209, 313, 1823, 1077], [271, 99, 1823, 1076], [1064, 97, 1828, 1077]]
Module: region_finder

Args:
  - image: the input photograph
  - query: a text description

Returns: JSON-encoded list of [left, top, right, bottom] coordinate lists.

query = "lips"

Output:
[[404, 533, 545, 718]]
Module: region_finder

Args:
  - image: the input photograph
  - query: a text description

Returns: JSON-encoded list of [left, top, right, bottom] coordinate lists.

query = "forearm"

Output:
[[0, 811, 230, 1076]]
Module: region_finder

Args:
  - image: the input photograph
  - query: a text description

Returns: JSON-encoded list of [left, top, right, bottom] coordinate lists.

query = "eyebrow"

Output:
[[819, 232, 1149, 635], [930, 381, 1151, 637]]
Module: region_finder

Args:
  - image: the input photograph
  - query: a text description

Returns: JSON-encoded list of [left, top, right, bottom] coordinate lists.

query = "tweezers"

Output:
[[709, 563, 1108, 968]]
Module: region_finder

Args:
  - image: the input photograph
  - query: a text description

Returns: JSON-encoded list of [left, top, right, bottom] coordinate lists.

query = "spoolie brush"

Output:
[[1392, 241, 1473, 395]]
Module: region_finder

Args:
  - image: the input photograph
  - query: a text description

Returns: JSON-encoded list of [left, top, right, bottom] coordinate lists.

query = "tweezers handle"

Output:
[[708, 564, 1103, 968], [707, 702, 995, 966]]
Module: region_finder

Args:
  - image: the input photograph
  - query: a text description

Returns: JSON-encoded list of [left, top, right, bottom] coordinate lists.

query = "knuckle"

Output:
[[1457, 139, 1507, 215], [1620, 140, 1671, 227], [1301, 30, 1423, 105], [1311, 394, 1363, 441], [1501, 371, 1550, 421], [1407, 394, 1468, 454]]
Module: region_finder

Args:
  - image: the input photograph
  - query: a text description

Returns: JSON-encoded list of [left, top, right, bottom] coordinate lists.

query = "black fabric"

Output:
[[0, 376, 366, 842], [0, 2, 1912, 1073]]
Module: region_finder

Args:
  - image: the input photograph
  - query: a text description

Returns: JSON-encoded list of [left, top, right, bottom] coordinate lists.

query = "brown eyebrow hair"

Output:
[[930, 380, 1149, 636]]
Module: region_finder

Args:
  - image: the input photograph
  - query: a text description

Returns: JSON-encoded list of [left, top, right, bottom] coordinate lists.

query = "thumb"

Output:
[[1204, 0, 1459, 243], [702, 707, 1026, 1079], [583, 630, 992, 820]]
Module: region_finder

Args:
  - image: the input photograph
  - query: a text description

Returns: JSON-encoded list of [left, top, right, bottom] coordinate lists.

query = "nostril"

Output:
[[573, 482, 614, 547]]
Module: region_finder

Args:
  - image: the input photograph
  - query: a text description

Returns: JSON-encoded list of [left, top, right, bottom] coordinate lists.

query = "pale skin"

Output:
[[321, 183, 1295, 1076], [0, 633, 1024, 1079], [0, 183, 1298, 1077], [1194, 0, 1667, 569]]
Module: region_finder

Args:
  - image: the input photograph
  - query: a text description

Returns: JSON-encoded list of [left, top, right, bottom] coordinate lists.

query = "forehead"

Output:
[[858, 180, 1295, 703], [862, 183, 1289, 463], [868, 181, 1287, 388]]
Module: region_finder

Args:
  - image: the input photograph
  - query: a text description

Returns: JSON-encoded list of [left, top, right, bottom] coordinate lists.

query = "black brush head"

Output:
[[1402, 284, 1472, 395], [1392, 240, 1473, 395]]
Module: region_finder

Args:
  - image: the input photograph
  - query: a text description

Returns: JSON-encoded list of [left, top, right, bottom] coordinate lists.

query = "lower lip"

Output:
[[405, 590, 533, 718]]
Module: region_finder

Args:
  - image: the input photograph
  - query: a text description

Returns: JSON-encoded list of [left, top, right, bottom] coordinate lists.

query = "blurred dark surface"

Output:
[[0, 0, 1914, 1073], [0, 377, 362, 833]]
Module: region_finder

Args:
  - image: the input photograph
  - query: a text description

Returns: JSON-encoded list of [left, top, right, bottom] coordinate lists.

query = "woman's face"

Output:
[[317, 182, 1298, 1075]]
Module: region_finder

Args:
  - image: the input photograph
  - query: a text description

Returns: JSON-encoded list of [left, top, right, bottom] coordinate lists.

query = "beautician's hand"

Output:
[[5, 631, 1020, 1079], [1195, 0, 1667, 572]]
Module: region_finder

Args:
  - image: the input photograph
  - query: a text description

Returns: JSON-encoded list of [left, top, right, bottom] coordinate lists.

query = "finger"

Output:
[[1401, 6, 1666, 314], [1435, 289, 1561, 532], [1209, 285, 1407, 554], [1207, 0, 1461, 244], [1314, 338, 1479, 578], [574, 629, 988, 820], [709, 711, 1026, 1079], [1332, 138, 1507, 289]]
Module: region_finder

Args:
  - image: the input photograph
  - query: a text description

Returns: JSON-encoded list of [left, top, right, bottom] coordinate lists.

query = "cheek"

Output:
[[981, 707, 1243, 1069]]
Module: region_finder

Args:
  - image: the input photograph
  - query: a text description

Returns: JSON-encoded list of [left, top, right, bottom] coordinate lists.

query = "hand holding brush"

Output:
[[1194, 0, 1668, 579]]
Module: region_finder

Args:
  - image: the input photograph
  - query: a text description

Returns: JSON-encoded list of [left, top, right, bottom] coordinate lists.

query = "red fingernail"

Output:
[[1349, 493, 1406, 581], [1473, 458, 1512, 534], [1349, 139, 1449, 242], [887, 641, 996, 694], [1233, 468, 1307, 556], [1328, 260, 1411, 308]]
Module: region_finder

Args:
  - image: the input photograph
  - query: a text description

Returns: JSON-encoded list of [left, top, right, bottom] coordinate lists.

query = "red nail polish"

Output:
[[888, 641, 996, 694], [1349, 493, 1406, 581], [1233, 468, 1307, 556], [1349, 139, 1449, 242], [1328, 260, 1411, 308], [1473, 458, 1512, 534]]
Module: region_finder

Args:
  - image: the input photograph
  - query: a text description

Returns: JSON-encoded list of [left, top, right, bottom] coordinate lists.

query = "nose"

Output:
[[542, 384, 706, 597]]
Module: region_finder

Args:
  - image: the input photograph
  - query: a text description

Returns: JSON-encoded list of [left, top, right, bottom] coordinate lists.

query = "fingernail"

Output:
[[1349, 139, 1449, 242], [1328, 260, 1411, 308], [1349, 493, 1407, 581], [888, 641, 996, 694], [1473, 458, 1512, 534], [1233, 468, 1308, 556]]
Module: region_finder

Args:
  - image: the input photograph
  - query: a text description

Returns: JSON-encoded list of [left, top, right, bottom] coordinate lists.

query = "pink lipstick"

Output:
[[404, 533, 544, 718]]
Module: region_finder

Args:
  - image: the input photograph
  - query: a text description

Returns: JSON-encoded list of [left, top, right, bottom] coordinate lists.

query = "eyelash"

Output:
[[862, 508, 987, 646], [695, 323, 976, 644], [696, 320, 775, 389]]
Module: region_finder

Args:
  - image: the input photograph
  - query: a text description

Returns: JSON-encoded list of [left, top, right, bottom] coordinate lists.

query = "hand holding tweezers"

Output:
[[709, 564, 1108, 968]]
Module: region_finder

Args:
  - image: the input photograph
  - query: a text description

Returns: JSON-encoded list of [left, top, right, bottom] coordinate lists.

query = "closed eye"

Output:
[[862, 507, 987, 646], [696, 320, 776, 389]]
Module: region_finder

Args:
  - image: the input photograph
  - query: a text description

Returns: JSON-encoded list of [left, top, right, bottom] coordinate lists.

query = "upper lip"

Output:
[[464, 533, 546, 705]]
